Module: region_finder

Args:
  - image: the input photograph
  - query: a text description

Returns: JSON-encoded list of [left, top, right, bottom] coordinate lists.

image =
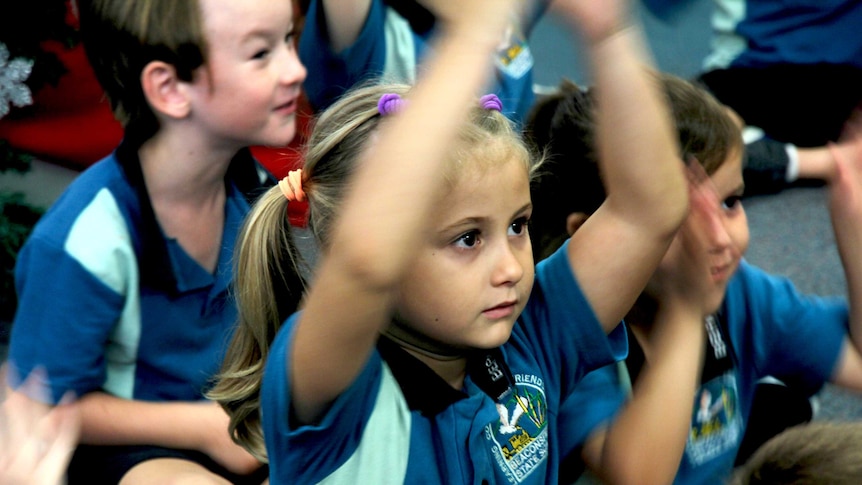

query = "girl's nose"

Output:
[[492, 243, 525, 286]]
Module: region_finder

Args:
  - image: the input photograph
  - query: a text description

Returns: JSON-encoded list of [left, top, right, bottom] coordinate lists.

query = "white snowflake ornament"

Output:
[[0, 42, 35, 120]]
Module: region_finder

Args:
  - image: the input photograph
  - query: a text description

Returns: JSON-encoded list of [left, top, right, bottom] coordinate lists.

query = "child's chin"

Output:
[[483, 322, 516, 348], [706, 290, 727, 315]]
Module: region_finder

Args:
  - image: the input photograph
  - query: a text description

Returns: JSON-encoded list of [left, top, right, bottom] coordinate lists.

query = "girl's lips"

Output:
[[483, 301, 516, 319]]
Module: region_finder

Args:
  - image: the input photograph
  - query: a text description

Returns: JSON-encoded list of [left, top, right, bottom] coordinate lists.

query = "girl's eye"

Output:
[[285, 32, 296, 46], [508, 217, 529, 236], [252, 49, 270, 60], [454, 231, 479, 249], [722, 195, 743, 211]]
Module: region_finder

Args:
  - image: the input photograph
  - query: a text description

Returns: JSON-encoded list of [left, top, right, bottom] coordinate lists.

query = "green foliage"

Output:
[[0, 143, 40, 328], [0, 192, 42, 323], [0, 140, 34, 174]]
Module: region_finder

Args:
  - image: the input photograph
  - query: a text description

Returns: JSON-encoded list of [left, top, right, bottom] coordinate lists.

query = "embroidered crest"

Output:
[[485, 374, 548, 483], [687, 372, 743, 465]]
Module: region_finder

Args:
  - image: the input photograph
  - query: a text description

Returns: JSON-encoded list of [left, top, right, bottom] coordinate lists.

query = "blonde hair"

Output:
[[208, 82, 534, 460], [206, 187, 307, 461]]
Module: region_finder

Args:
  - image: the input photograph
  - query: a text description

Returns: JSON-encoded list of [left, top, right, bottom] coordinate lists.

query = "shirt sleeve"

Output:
[[557, 363, 627, 457], [262, 313, 406, 484], [299, 0, 389, 111], [516, 240, 628, 401], [9, 233, 128, 404], [729, 260, 848, 395]]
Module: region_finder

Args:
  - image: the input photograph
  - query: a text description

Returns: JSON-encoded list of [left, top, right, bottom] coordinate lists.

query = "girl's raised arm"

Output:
[[556, 0, 689, 332], [582, 170, 718, 484], [289, 0, 517, 425]]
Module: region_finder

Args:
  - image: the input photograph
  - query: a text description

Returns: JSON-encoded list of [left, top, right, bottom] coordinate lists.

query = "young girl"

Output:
[[212, 0, 689, 481], [527, 73, 862, 485]]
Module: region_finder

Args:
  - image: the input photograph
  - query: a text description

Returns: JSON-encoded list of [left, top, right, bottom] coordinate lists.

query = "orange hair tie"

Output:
[[278, 169, 305, 202]]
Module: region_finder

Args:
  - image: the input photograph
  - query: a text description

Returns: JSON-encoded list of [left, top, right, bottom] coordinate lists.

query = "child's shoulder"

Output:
[[727, 260, 798, 301], [30, 150, 139, 249], [724, 259, 846, 332]]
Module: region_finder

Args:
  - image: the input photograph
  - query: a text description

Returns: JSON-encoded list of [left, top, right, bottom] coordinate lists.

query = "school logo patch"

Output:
[[686, 371, 743, 466], [485, 374, 548, 483], [494, 17, 533, 79]]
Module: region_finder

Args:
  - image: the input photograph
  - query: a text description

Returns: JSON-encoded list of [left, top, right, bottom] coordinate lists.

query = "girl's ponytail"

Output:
[[208, 187, 308, 461]]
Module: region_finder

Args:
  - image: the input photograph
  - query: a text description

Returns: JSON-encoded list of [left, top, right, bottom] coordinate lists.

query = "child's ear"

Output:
[[141, 60, 191, 119], [566, 212, 589, 236]]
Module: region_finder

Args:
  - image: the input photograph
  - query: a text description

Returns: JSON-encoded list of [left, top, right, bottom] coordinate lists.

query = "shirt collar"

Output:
[[115, 138, 268, 295], [377, 336, 468, 416], [376, 337, 517, 416]]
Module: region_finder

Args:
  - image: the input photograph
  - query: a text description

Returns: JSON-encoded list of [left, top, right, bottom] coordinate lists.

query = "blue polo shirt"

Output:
[[261, 241, 627, 484], [9, 141, 269, 404], [556, 260, 848, 485]]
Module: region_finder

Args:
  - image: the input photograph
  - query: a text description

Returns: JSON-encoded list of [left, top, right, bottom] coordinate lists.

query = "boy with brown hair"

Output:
[[6, 0, 306, 482]]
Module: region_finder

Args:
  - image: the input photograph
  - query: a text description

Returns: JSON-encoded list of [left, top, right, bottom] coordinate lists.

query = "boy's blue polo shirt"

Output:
[[9, 140, 264, 404], [557, 259, 848, 485]]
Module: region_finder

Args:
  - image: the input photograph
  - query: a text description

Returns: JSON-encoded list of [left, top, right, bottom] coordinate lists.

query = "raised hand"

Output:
[[423, 0, 522, 45], [0, 367, 80, 485], [649, 162, 728, 321], [550, 0, 632, 43]]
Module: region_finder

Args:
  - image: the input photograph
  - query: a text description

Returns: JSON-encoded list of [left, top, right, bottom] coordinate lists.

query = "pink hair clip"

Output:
[[480, 94, 503, 112], [278, 169, 305, 202], [378, 93, 406, 116]]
